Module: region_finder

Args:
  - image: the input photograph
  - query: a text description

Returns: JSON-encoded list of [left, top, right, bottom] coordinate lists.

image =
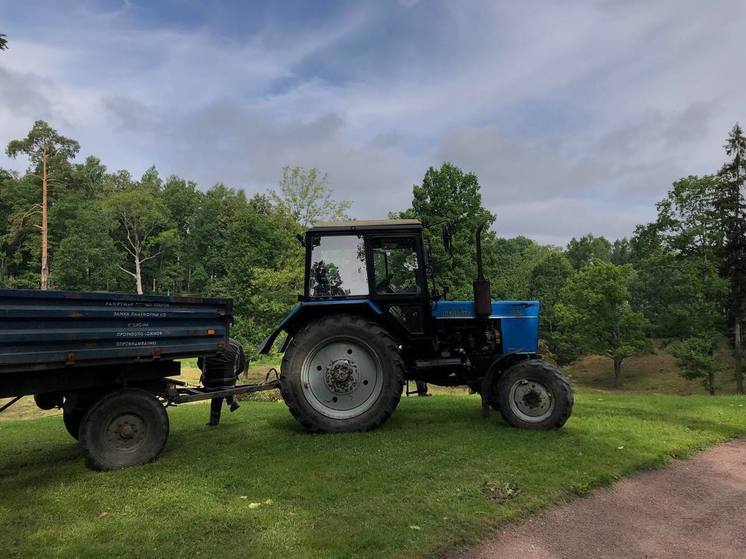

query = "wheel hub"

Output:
[[301, 336, 384, 420], [325, 359, 358, 393], [511, 380, 553, 419], [106, 413, 146, 450]]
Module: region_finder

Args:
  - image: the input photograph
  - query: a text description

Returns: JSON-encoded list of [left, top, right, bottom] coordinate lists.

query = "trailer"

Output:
[[0, 289, 278, 470]]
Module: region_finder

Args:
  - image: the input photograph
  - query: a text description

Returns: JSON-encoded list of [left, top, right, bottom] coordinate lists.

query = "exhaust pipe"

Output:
[[473, 222, 492, 318]]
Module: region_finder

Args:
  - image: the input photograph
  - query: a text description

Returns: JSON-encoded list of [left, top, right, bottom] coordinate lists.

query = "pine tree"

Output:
[[714, 123, 746, 393]]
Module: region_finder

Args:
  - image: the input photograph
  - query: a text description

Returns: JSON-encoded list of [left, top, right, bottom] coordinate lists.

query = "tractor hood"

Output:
[[431, 300, 540, 353]]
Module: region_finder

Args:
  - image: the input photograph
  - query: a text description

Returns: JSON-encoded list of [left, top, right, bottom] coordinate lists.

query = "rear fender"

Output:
[[256, 299, 385, 354]]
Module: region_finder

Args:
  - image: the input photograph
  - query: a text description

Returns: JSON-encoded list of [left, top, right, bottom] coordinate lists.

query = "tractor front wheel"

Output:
[[496, 360, 573, 429], [280, 314, 404, 432]]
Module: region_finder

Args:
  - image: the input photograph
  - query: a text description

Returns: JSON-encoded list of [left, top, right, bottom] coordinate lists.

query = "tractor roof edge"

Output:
[[308, 219, 422, 233]]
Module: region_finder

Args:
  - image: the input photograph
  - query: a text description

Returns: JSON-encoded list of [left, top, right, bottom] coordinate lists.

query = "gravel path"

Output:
[[455, 439, 746, 559]]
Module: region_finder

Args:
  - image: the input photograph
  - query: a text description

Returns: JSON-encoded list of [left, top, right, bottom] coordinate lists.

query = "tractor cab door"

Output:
[[365, 233, 429, 336]]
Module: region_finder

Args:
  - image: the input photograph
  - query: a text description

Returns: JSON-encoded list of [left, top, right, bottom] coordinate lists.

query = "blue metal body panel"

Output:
[[0, 289, 232, 373], [256, 299, 384, 354], [431, 300, 540, 353]]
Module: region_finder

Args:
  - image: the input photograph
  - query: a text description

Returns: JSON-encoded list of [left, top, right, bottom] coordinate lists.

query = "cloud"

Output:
[[1, 0, 745, 244]]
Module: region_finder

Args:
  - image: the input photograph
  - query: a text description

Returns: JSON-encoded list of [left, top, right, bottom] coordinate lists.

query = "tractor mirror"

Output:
[[442, 224, 453, 255]]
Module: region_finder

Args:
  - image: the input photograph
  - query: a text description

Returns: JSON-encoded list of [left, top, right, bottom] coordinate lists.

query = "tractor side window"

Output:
[[309, 235, 368, 297], [370, 237, 421, 295]]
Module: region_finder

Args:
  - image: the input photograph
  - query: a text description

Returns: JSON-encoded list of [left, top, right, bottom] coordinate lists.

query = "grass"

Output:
[[0, 391, 744, 558]]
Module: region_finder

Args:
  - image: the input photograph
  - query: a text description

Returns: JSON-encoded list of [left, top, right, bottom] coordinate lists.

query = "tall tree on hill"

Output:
[[714, 123, 746, 393], [271, 166, 350, 228], [399, 162, 495, 298], [6, 121, 80, 289]]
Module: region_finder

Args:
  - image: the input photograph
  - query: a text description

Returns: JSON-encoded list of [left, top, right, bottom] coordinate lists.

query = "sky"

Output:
[[1, 0, 745, 245]]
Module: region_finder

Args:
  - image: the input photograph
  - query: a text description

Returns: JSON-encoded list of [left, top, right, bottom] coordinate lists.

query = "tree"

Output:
[[713, 123, 746, 394], [400, 162, 495, 298], [0, 33, 8, 50], [671, 337, 723, 395], [103, 187, 174, 294], [271, 166, 350, 227], [656, 175, 720, 262], [565, 234, 612, 270], [631, 253, 726, 339], [6, 121, 80, 289], [555, 261, 651, 387], [529, 251, 574, 332]]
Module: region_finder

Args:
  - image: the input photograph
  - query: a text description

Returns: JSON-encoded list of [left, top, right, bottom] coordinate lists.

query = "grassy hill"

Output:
[[565, 340, 739, 395]]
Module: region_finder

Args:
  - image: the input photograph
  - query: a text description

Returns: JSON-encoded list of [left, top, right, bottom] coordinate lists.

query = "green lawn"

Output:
[[0, 392, 744, 558]]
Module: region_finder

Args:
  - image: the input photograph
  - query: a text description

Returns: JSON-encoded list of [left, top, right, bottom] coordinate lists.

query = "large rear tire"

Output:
[[280, 314, 404, 433], [497, 360, 573, 429], [79, 388, 169, 471]]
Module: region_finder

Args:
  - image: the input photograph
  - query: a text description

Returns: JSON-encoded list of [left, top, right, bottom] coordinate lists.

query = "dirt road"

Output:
[[456, 439, 746, 559]]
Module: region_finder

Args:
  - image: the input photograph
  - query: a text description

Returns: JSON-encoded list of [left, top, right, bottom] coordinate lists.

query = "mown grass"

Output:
[[0, 391, 744, 558]]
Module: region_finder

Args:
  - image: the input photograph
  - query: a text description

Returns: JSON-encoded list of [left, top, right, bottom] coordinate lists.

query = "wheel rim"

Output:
[[300, 335, 384, 419], [105, 413, 147, 452], [508, 378, 555, 423]]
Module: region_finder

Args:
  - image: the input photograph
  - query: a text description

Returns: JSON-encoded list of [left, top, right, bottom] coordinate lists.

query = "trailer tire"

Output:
[[79, 388, 169, 471], [497, 360, 573, 430], [281, 314, 404, 433], [62, 408, 85, 440]]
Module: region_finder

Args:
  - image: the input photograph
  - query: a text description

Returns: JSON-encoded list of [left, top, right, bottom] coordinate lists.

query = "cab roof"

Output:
[[308, 219, 423, 233]]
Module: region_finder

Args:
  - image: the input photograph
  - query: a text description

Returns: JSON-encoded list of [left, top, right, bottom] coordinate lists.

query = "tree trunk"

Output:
[[735, 319, 743, 394], [612, 357, 623, 388], [40, 149, 49, 290], [134, 252, 143, 295]]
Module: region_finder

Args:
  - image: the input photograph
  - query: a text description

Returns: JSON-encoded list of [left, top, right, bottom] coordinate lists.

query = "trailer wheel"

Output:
[[79, 388, 169, 471], [496, 360, 573, 430], [281, 314, 404, 433], [62, 408, 85, 440]]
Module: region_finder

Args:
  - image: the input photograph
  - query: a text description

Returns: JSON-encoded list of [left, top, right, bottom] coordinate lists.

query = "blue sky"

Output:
[[1, 0, 745, 244]]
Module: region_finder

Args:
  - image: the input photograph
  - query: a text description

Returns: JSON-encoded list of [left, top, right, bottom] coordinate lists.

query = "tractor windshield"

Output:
[[308, 235, 368, 297]]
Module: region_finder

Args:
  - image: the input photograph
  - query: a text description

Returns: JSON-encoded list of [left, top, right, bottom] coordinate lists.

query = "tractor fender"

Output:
[[479, 351, 535, 418], [256, 299, 385, 355]]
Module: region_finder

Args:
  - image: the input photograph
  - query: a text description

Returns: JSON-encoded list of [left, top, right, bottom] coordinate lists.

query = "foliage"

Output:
[[0, 33, 7, 50], [566, 234, 612, 270], [270, 165, 350, 227], [713, 124, 746, 393], [1, 119, 745, 380], [399, 162, 495, 298], [670, 337, 723, 395], [656, 175, 721, 260], [555, 261, 651, 384], [630, 253, 726, 338], [102, 183, 175, 295], [528, 251, 574, 332], [6, 120, 80, 169]]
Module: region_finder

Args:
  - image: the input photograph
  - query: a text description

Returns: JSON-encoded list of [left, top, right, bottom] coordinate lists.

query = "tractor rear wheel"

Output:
[[496, 360, 573, 430], [280, 314, 404, 433]]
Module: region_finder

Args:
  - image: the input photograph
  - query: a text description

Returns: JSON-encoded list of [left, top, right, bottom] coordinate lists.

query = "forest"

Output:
[[1, 120, 744, 394]]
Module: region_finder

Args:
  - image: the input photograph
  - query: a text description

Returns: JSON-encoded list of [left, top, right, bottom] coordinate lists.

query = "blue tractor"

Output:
[[258, 219, 573, 432]]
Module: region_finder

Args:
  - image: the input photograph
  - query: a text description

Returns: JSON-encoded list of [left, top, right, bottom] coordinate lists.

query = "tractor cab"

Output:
[[304, 219, 430, 335]]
